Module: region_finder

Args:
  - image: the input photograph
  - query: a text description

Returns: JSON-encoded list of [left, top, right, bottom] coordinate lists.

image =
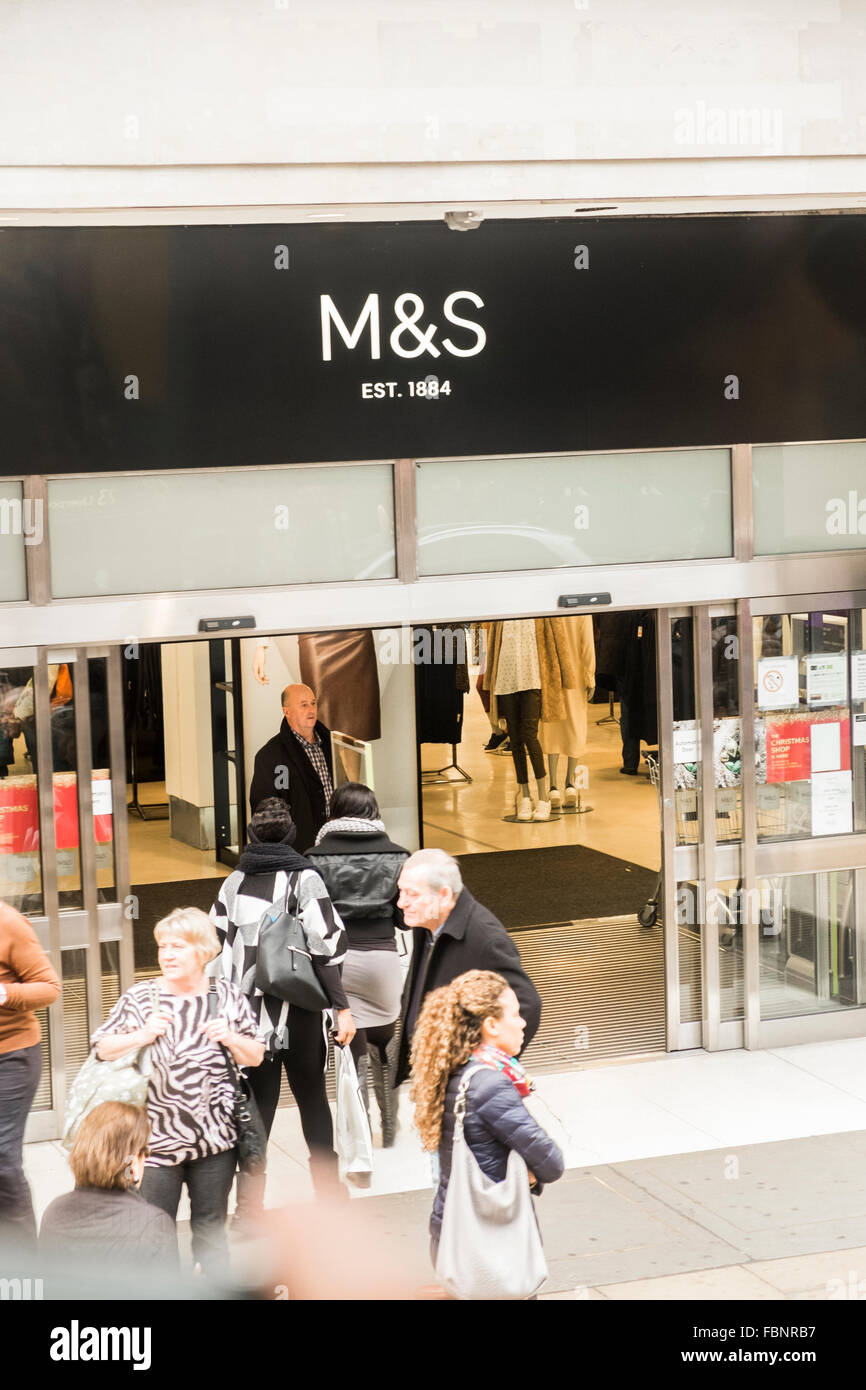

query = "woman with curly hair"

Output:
[[410, 969, 563, 1274]]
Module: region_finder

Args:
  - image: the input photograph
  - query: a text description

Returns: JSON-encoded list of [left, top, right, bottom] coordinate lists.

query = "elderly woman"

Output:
[[40, 1100, 177, 1267], [91, 907, 263, 1274]]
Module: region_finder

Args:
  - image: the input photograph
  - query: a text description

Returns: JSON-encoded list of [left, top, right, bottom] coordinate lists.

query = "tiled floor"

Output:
[[421, 690, 661, 868]]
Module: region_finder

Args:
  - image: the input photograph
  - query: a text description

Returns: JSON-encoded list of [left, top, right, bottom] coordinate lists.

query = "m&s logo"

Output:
[[320, 292, 486, 361]]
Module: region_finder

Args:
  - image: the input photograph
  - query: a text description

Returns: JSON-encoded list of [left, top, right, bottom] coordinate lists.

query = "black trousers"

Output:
[[349, 1021, 396, 1068], [140, 1147, 237, 1274], [498, 689, 545, 784], [619, 691, 640, 771], [0, 1042, 43, 1248], [246, 1006, 338, 1193]]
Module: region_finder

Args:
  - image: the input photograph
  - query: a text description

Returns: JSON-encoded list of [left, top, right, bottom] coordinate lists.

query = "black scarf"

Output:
[[237, 828, 314, 877]]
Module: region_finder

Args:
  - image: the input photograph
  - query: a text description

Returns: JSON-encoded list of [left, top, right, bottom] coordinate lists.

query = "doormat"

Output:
[[455, 845, 657, 929], [131, 878, 228, 969]]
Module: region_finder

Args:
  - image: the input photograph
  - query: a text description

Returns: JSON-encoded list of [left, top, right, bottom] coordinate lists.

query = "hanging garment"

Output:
[[623, 612, 659, 745], [298, 630, 381, 742], [594, 611, 632, 695], [414, 625, 466, 744], [539, 615, 596, 757]]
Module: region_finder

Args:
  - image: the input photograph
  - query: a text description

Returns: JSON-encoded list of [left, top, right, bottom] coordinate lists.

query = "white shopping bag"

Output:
[[333, 1044, 374, 1180]]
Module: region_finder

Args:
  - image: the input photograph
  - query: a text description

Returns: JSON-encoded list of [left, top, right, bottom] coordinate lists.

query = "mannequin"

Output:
[[252, 631, 381, 742], [484, 618, 577, 822], [540, 616, 596, 805]]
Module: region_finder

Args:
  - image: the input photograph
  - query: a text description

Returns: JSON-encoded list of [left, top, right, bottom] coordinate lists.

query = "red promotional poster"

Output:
[[0, 773, 113, 851], [766, 718, 851, 783]]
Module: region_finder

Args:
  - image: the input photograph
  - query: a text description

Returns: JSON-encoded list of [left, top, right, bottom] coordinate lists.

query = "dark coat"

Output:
[[39, 1187, 178, 1266], [305, 827, 409, 951], [395, 888, 542, 1085], [249, 718, 333, 854], [431, 1060, 564, 1240]]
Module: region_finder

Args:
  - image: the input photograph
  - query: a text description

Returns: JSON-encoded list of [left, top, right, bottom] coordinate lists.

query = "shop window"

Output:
[[48, 465, 396, 597], [0, 481, 28, 602], [754, 441, 866, 556], [0, 661, 44, 913], [416, 448, 733, 576], [754, 609, 861, 842]]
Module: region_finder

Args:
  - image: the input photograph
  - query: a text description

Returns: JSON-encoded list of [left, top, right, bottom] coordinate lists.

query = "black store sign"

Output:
[[0, 215, 864, 475]]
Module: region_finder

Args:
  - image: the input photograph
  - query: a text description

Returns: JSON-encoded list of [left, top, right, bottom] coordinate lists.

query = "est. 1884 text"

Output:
[[361, 381, 452, 399]]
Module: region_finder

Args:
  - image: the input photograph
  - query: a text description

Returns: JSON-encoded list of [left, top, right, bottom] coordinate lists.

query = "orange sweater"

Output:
[[0, 900, 61, 1055]]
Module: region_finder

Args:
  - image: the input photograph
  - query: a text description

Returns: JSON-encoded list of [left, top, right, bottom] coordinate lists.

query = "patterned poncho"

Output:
[[210, 842, 347, 1053]]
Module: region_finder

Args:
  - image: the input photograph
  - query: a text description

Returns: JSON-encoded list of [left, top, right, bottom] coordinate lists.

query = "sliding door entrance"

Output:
[[662, 594, 866, 1053]]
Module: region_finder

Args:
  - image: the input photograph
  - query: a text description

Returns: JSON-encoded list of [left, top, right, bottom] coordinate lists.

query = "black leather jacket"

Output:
[[305, 827, 408, 951], [431, 1060, 564, 1240]]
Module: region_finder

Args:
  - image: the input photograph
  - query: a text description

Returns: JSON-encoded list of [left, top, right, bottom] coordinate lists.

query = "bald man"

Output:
[[249, 684, 334, 852]]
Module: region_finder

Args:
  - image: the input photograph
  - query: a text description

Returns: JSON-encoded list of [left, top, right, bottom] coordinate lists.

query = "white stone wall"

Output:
[[2, 0, 864, 167]]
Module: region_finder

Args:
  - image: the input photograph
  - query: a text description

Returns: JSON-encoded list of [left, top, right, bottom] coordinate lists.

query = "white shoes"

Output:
[[516, 797, 534, 821], [549, 788, 562, 807], [532, 800, 552, 821], [563, 785, 578, 806]]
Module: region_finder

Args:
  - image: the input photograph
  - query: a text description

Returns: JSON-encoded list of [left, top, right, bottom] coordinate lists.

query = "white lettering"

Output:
[[48, 1322, 152, 1372], [441, 291, 486, 356], [320, 293, 381, 361]]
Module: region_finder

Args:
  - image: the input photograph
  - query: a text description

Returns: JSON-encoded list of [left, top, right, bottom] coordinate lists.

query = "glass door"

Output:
[[745, 595, 866, 1047], [209, 638, 247, 870], [1, 646, 133, 1142], [660, 595, 866, 1054], [657, 604, 742, 1052]]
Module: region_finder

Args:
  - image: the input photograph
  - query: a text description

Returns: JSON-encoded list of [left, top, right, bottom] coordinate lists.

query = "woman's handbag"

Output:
[[333, 1043, 374, 1183], [254, 874, 330, 1012], [435, 1065, 549, 1301], [62, 981, 159, 1149], [208, 981, 268, 1176]]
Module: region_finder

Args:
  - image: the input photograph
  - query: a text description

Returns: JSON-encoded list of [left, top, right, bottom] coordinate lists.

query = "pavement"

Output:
[[23, 1037, 866, 1300]]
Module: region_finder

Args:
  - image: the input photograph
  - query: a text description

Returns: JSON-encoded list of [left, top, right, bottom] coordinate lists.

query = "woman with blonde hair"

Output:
[[91, 907, 264, 1273], [39, 1100, 176, 1265], [411, 969, 563, 1284]]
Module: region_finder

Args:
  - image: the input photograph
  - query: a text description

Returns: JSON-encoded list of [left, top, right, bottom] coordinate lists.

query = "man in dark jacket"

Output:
[[249, 684, 333, 852], [394, 849, 542, 1086]]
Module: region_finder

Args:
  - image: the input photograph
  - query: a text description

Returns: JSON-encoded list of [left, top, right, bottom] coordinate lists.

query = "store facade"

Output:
[[2, 213, 866, 1138]]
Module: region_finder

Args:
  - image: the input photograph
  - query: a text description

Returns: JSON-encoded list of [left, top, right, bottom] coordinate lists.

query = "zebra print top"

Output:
[[91, 977, 259, 1167]]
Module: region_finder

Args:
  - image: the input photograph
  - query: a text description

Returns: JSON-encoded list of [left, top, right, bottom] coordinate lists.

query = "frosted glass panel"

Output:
[[754, 441, 866, 555], [48, 466, 395, 597], [0, 483, 28, 601], [416, 450, 731, 576]]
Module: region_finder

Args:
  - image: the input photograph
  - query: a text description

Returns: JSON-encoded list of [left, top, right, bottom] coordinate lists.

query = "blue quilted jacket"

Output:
[[431, 1060, 565, 1240]]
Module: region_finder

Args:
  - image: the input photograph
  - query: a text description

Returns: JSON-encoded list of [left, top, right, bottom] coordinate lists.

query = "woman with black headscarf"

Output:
[[210, 798, 355, 1217]]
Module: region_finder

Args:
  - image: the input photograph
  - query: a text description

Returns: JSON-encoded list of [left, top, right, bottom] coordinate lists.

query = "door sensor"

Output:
[[558, 593, 612, 608]]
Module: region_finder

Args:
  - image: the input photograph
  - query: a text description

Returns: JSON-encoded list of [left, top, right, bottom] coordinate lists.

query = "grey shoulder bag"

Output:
[[434, 1064, 549, 1301]]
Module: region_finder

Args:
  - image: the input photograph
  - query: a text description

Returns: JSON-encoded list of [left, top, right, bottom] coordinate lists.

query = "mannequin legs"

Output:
[[547, 752, 581, 789], [547, 753, 584, 806], [498, 690, 545, 785]]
